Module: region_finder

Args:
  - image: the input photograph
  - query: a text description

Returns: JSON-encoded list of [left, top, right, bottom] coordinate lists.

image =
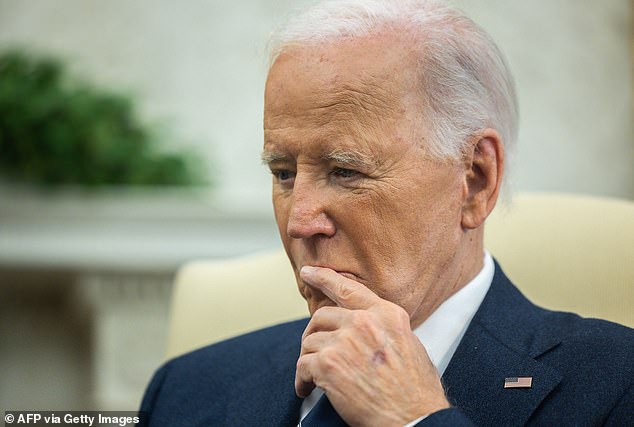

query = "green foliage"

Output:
[[0, 50, 207, 187]]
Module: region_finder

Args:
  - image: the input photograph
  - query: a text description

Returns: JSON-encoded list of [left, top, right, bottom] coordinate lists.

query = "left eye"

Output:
[[331, 168, 358, 178]]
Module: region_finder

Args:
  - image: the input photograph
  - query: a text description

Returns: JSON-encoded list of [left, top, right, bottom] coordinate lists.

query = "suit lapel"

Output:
[[442, 262, 563, 426], [224, 323, 305, 427]]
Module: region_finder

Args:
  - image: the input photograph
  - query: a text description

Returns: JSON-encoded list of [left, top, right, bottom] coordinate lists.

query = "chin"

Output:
[[302, 286, 336, 315], [307, 299, 337, 316]]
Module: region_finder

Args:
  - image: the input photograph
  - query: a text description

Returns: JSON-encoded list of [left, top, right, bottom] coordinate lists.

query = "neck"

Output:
[[410, 228, 485, 329]]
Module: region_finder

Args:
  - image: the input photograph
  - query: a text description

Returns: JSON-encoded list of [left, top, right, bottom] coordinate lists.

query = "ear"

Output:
[[461, 129, 504, 230]]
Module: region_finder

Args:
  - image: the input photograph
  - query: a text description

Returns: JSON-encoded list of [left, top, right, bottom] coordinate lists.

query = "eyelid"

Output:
[[270, 168, 293, 175], [331, 167, 362, 179], [270, 168, 296, 184], [328, 158, 375, 174]]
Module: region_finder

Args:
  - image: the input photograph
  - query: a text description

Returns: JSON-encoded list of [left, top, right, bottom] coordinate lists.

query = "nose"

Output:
[[286, 178, 336, 239]]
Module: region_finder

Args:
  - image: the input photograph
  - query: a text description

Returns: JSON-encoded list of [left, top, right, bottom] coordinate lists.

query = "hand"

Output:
[[296, 266, 450, 427]]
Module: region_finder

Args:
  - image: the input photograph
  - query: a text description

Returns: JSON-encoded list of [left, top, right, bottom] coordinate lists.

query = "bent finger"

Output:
[[301, 266, 381, 310], [295, 353, 318, 398], [301, 330, 335, 356], [302, 305, 348, 340]]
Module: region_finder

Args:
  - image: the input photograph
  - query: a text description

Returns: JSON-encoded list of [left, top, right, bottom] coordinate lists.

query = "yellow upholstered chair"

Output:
[[165, 192, 634, 358], [165, 251, 305, 358]]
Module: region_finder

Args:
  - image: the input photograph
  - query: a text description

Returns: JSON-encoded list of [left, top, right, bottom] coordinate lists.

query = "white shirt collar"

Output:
[[299, 251, 495, 421]]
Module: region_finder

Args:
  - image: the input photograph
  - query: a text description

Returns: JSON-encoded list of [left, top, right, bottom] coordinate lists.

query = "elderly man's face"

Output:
[[263, 34, 470, 326]]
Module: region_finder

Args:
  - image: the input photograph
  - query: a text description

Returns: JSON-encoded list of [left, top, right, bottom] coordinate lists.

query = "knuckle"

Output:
[[313, 305, 334, 318], [337, 282, 357, 303], [302, 306, 334, 340], [351, 310, 373, 330], [318, 347, 340, 372], [297, 353, 315, 374], [309, 306, 332, 325], [302, 318, 320, 340], [383, 303, 410, 328], [394, 305, 411, 326], [302, 332, 317, 350], [301, 325, 312, 341]]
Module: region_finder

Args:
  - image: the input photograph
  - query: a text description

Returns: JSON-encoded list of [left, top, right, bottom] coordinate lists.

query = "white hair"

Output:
[[268, 0, 518, 172]]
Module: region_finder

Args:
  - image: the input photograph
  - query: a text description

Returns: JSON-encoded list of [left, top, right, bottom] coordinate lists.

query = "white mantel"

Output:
[[0, 186, 282, 273]]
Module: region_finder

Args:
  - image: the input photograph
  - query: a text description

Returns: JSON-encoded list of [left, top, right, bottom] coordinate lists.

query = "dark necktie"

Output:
[[300, 394, 348, 427]]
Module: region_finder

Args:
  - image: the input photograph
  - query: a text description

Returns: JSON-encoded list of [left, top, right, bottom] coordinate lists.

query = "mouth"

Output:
[[336, 271, 361, 282]]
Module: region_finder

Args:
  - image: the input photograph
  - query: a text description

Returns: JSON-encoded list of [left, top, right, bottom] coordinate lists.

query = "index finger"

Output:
[[300, 266, 381, 310]]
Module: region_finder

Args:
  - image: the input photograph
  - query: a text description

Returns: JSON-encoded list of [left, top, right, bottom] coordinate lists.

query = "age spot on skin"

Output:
[[372, 349, 387, 365]]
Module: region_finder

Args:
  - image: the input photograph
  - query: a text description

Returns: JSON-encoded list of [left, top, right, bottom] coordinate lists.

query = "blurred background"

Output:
[[0, 0, 632, 412]]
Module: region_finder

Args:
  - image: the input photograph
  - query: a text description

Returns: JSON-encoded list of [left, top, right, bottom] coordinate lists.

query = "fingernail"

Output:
[[300, 266, 316, 277]]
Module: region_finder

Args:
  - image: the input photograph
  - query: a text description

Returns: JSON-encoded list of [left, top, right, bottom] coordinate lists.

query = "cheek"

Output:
[[362, 178, 464, 280]]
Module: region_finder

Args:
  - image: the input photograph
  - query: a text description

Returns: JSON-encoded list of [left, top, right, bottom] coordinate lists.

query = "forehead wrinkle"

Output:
[[315, 80, 397, 119]]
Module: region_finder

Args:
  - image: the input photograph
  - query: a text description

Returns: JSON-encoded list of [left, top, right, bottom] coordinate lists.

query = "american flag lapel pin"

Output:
[[504, 377, 533, 389]]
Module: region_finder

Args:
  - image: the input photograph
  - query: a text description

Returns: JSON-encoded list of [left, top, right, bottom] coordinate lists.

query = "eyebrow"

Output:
[[260, 148, 377, 169], [260, 151, 289, 165], [322, 148, 377, 169]]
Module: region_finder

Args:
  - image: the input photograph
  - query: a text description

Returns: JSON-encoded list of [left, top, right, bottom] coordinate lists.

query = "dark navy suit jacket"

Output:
[[139, 263, 634, 426]]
